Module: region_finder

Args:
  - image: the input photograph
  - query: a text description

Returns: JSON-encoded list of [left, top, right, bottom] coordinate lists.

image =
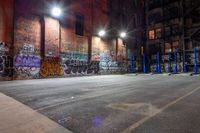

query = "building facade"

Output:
[[145, 0, 200, 73], [0, 0, 129, 80]]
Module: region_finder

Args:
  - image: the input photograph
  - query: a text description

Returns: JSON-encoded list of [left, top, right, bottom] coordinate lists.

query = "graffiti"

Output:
[[61, 52, 88, 61], [14, 55, 40, 68], [98, 52, 126, 73], [0, 42, 12, 77], [0, 42, 8, 54], [92, 50, 127, 74], [0, 55, 13, 77], [61, 52, 99, 76], [40, 58, 63, 77], [62, 60, 99, 75], [20, 43, 35, 55], [14, 44, 41, 78]]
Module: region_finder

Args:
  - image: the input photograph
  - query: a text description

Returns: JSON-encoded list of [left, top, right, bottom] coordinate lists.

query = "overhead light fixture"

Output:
[[51, 7, 62, 17], [120, 32, 127, 38], [98, 30, 106, 37]]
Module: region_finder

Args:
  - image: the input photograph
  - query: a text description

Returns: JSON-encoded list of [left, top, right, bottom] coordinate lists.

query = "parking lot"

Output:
[[0, 74, 200, 133]]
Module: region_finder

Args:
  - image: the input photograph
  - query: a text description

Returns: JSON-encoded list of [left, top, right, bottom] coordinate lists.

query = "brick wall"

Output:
[[0, 0, 129, 80]]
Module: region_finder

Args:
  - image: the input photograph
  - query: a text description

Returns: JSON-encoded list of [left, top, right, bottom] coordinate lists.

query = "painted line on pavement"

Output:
[[121, 86, 200, 133]]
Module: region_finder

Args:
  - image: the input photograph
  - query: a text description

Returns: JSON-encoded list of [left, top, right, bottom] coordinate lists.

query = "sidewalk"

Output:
[[0, 93, 73, 133]]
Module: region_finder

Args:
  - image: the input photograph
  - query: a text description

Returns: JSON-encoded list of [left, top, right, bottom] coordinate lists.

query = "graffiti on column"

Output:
[[14, 44, 41, 78], [40, 58, 63, 77], [0, 42, 12, 77]]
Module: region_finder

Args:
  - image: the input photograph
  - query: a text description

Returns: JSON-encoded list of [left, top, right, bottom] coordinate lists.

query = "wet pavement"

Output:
[[0, 74, 200, 133]]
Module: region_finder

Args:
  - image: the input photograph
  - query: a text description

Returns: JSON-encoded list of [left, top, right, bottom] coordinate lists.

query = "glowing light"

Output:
[[120, 32, 127, 38], [51, 7, 62, 17], [98, 30, 106, 37]]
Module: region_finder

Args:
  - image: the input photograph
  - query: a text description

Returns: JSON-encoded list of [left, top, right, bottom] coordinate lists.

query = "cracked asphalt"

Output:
[[0, 74, 200, 133]]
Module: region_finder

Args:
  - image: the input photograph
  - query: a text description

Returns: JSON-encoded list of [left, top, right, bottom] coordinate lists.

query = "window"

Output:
[[149, 30, 155, 40], [156, 28, 162, 39], [75, 14, 84, 36]]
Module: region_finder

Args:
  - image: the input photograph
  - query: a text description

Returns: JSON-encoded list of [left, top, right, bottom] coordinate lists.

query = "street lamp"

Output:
[[98, 30, 106, 37], [120, 32, 127, 38], [51, 7, 62, 17]]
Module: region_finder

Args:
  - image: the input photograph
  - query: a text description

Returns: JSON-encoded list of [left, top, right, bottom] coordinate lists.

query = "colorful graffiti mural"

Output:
[[14, 44, 41, 78], [40, 58, 63, 77], [61, 52, 99, 76], [0, 42, 12, 77]]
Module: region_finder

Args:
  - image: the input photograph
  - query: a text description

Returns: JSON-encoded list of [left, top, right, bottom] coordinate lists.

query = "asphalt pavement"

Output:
[[0, 74, 200, 133]]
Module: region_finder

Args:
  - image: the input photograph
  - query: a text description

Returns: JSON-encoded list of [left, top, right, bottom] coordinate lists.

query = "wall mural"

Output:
[[14, 14, 41, 79], [60, 52, 99, 76], [0, 42, 12, 77], [14, 44, 41, 78], [60, 36, 99, 76], [40, 57, 63, 78]]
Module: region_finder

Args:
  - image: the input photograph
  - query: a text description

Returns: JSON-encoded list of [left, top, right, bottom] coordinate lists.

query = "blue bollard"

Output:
[[156, 52, 161, 73], [183, 51, 187, 73], [194, 48, 198, 74], [173, 49, 178, 74], [168, 54, 171, 73], [143, 54, 147, 73]]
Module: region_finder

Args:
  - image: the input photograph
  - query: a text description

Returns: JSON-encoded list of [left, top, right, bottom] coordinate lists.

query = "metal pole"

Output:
[[143, 54, 147, 73], [194, 47, 198, 74], [168, 54, 171, 73], [183, 50, 187, 73], [130, 52, 134, 73], [173, 49, 178, 74], [157, 52, 161, 73]]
